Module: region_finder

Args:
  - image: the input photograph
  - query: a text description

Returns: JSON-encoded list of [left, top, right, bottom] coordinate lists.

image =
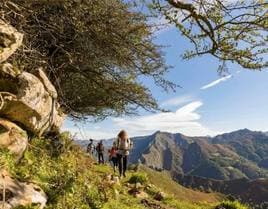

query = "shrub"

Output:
[[216, 201, 249, 209], [128, 173, 148, 185]]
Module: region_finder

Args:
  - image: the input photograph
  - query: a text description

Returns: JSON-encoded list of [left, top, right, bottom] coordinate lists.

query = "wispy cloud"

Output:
[[161, 94, 194, 107], [200, 75, 232, 90], [64, 101, 217, 140], [112, 101, 216, 137]]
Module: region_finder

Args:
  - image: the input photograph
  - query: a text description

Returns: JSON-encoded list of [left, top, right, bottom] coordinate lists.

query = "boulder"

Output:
[[140, 199, 163, 209], [134, 191, 149, 199], [111, 176, 120, 185], [0, 170, 47, 209], [129, 187, 148, 199], [0, 65, 65, 136], [0, 118, 27, 160], [153, 191, 166, 201], [0, 20, 23, 63]]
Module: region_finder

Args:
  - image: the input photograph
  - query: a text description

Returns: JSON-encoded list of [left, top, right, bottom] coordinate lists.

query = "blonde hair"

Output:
[[118, 130, 128, 139]]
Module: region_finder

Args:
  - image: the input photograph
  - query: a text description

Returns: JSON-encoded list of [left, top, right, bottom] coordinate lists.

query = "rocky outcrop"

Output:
[[0, 20, 64, 136], [0, 20, 64, 209], [0, 170, 47, 209], [0, 66, 64, 136], [0, 20, 23, 63], [0, 118, 27, 160]]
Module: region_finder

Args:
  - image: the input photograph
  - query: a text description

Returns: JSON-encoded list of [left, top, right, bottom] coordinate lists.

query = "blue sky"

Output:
[[63, 25, 268, 140]]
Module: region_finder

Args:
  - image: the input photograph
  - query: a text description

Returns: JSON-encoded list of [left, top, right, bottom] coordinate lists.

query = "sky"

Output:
[[63, 22, 268, 140]]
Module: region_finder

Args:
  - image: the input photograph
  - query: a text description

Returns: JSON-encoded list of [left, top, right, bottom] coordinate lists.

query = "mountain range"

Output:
[[126, 129, 268, 181], [76, 129, 268, 180], [76, 129, 268, 205]]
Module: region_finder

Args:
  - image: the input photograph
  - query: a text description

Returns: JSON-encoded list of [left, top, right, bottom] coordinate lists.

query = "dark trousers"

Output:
[[117, 154, 128, 176], [111, 157, 118, 172], [98, 152, 104, 164]]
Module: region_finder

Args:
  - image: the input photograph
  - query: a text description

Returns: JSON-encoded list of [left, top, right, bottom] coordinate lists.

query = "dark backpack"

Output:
[[96, 143, 104, 153]]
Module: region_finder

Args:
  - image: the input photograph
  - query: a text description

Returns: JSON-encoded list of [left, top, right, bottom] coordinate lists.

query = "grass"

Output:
[[217, 201, 249, 209], [140, 166, 223, 204], [0, 132, 250, 209], [128, 173, 148, 184]]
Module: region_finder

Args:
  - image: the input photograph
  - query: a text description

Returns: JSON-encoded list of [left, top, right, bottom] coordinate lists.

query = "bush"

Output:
[[128, 173, 148, 185], [216, 201, 249, 209]]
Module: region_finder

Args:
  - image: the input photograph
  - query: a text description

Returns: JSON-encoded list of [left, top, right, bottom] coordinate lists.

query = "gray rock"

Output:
[[0, 169, 47, 209], [0, 118, 27, 161], [0, 65, 65, 136], [0, 20, 23, 63]]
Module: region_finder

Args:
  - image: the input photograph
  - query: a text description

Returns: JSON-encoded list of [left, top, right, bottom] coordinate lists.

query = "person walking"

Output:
[[108, 142, 118, 173], [115, 130, 133, 178], [87, 139, 95, 155], [96, 140, 104, 164]]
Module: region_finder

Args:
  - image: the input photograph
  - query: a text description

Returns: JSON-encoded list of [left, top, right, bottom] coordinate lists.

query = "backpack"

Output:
[[116, 137, 131, 150], [96, 143, 104, 153]]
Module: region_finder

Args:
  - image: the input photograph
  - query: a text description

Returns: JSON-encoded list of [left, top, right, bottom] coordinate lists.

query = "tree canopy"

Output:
[[151, 0, 268, 70], [1, 0, 267, 120], [0, 0, 175, 119]]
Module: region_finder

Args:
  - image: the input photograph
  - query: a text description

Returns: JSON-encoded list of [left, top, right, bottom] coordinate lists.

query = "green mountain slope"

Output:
[[126, 130, 268, 181], [0, 132, 248, 209]]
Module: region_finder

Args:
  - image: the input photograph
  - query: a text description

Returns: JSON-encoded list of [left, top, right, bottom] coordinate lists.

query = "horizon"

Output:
[[63, 13, 268, 140], [72, 127, 268, 141]]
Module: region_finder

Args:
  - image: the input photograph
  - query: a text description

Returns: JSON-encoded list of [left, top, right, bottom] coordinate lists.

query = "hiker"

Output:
[[87, 139, 95, 155], [108, 142, 118, 172], [96, 140, 105, 164], [115, 130, 133, 178]]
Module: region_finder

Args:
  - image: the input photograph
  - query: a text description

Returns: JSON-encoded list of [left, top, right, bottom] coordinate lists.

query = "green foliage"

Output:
[[0, 0, 175, 120], [10, 133, 113, 209], [128, 173, 148, 184], [216, 201, 249, 209], [0, 148, 16, 174], [151, 0, 268, 70], [163, 197, 215, 209]]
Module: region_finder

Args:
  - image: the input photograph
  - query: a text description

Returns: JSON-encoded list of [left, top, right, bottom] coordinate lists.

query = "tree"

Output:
[[1, 0, 267, 121], [0, 0, 175, 120], [151, 0, 268, 70]]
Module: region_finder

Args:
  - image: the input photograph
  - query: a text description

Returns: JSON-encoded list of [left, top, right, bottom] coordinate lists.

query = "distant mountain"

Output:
[[127, 129, 268, 206], [126, 129, 268, 181], [75, 129, 268, 206], [173, 173, 268, 205], [75, 129, 268, 180]]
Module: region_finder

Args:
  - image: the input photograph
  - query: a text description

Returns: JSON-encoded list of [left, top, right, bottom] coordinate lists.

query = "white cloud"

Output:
[[63, 101, 218, 140], [62, 125, 116, 140], [200, 75, 232, 90], [161, 94, 194, 107], [111, 101, 216, 137]]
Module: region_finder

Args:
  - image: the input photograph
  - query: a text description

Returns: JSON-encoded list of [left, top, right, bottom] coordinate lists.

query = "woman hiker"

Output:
[[115, 130, 133, 178], [108, 142, 118, 172]]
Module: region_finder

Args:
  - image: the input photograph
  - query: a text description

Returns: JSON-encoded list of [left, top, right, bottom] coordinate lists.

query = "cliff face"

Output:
[[0, 20, 64, 209]]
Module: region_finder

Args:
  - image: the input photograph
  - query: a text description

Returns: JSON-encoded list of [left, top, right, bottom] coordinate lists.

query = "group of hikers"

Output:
[[87, 130, 133, 178]]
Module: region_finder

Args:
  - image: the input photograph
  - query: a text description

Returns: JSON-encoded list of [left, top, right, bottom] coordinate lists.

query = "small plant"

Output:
[[128, 173, 148, 185], [216, 201, 249, 209]]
